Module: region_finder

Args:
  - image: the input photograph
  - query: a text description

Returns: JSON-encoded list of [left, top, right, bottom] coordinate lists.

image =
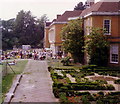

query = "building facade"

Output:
[[44, 0, 120, 66], [44, 10, 82, 55], [79, 1, 120, 66]]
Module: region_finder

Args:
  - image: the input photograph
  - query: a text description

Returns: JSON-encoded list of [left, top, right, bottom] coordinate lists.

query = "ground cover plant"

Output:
[[48, 62, 120, 104]]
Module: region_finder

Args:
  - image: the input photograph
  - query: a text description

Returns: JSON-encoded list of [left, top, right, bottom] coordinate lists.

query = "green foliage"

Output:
[[2, 10, 48, 50], [81, 95, 91, 104], [61, 19, 84, 63], [61, 56, 71, 66], [59, 92, 68, 103], [84, 27, 109, 66], [2, 19, 16, 50], [2, 74, 14, 98], [74, 2, 85, 10], [114, 79, 120, 84]]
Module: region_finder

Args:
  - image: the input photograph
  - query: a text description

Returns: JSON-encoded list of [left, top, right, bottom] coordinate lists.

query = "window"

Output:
[[110, 45, 119, 63], [103, 19, 111, 35]]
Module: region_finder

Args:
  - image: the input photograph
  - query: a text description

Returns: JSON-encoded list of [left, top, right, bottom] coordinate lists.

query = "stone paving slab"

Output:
[[10, 60, 59, 103]]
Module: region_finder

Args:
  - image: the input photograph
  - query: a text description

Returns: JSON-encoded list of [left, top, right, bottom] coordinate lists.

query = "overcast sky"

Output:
[[0, 0, 87, 21], [0, 0, 118, 21]]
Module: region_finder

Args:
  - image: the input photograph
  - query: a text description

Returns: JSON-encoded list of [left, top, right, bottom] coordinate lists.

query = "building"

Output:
[[44, 0, 120, 66], [80, 1, 120, 66], [44, 10, 82, 55], [44, 22, 51, 48]]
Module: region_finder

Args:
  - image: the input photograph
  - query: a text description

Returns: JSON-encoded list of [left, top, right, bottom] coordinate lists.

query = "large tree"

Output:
[[84, 28, 109, 66], [2, 18, 17, 50], [2, 10, 48, 50], [14, 10, 48, 48], [61, 19, 84, 63]]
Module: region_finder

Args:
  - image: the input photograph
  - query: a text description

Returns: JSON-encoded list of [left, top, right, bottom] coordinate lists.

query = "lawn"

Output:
[[2, 60, 28, 102]]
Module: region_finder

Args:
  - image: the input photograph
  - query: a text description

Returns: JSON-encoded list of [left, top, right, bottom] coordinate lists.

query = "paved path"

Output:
[[11, 60, 59, 103]]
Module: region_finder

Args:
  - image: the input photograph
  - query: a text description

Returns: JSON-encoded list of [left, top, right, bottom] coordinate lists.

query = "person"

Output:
[[20, 51, 23, 59], [8, 60, 16, 65]]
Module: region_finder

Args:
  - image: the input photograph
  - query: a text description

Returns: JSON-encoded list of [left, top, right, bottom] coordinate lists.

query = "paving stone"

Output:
[[11, 60, 59, 103]]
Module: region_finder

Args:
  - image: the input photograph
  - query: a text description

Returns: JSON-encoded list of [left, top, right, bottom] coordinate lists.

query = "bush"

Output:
[[110, 91, 120, 95], [114, 79, 120, 84], [106, 84, 115, 90], [61, 57, 71, 66], [98, 92, 104, 96], [53, 87, 59, 98], [75, 92, 90, 96], [48, 66, 52, 72], [81, 95, 91, 104], [66, 90, 74, 96], [53, 83, 64, 88], [60, 86, 68, 92], [59, 92, 68, 103]]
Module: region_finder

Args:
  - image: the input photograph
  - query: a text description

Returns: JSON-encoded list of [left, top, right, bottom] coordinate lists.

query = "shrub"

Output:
[[81, 95, 91, 104], [106, 84, 115, 90], [61, 57, 71, 66], [53, 83, 64, 88], [59, 92, 68, 103], [48, 66, 52, 72], [53, 87, 59, 98], [75, 92, 90, 96], [98, 92, 104, 96], [60, 86, 68, 92], [110, 91, 120, 95], [66, 90, 74, 96], [114, 79, 120, 84]]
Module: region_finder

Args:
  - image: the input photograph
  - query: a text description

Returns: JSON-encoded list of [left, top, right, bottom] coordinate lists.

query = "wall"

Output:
[[55, 23, 66, 45], [44, 27, 50, 48], [84, 15, 120, 66]]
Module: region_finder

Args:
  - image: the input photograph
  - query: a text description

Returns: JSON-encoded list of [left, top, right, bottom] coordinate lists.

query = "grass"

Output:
[[2, 60, 28, 102], [48, 58, 81, 70], [2, 74, 14, 97], [7, 60, 28, 74]]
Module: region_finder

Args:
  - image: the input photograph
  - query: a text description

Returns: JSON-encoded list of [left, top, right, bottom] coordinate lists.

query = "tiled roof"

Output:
[[80, 2, 120, 17], [45, 22, 51, 27], [55, 10, 83, 22]]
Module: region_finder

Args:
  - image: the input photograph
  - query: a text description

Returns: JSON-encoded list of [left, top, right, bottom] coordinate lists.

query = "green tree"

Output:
[[2, 18, 16, 50], [74, 2, 85, 10], [14, 10, 48, 48], [61, 19, 84, 63], [84, 28, 109, 66]]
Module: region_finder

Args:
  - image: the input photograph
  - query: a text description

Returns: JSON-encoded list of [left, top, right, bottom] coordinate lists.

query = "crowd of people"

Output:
[[0, 49, 54, 60]]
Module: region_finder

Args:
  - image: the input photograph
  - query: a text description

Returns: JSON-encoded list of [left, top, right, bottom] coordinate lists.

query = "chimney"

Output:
[[57, 15, 61, 19], [85, 0, 95, 8]]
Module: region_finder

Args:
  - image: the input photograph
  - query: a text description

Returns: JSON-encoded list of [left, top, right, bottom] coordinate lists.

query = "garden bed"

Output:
[[48, 64, 120, 103]]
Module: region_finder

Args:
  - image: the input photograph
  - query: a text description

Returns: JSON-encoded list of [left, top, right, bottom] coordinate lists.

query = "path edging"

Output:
[[3, 74, 23, 104]]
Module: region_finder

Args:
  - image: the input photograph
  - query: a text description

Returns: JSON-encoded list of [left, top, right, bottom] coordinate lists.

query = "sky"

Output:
[[0, 0, 87, 21], [0, 0, 118, 21]]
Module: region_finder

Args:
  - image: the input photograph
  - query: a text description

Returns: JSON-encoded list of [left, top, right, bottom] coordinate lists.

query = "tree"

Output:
[[61, 19, 84, 63], [74, 2, 85, 10], [84, 28, 109, 66], [2, 10, 48, 50], [2, 18, 16, 50], [14, 10, 48, 48]]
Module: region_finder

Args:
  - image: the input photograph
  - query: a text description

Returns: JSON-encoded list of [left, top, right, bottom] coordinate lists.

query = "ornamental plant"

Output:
[[61, 19, 84, 63], [84, 28, 109, 66]]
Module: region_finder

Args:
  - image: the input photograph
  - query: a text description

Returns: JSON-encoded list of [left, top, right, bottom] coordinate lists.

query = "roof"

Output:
[[55, 10, 83, 22], [45, 22, 52, 27], [80, 2, 120, 17]]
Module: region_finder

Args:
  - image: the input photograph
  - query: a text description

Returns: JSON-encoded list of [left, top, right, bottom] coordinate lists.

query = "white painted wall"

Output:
[[48, 26, 56, 44]]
